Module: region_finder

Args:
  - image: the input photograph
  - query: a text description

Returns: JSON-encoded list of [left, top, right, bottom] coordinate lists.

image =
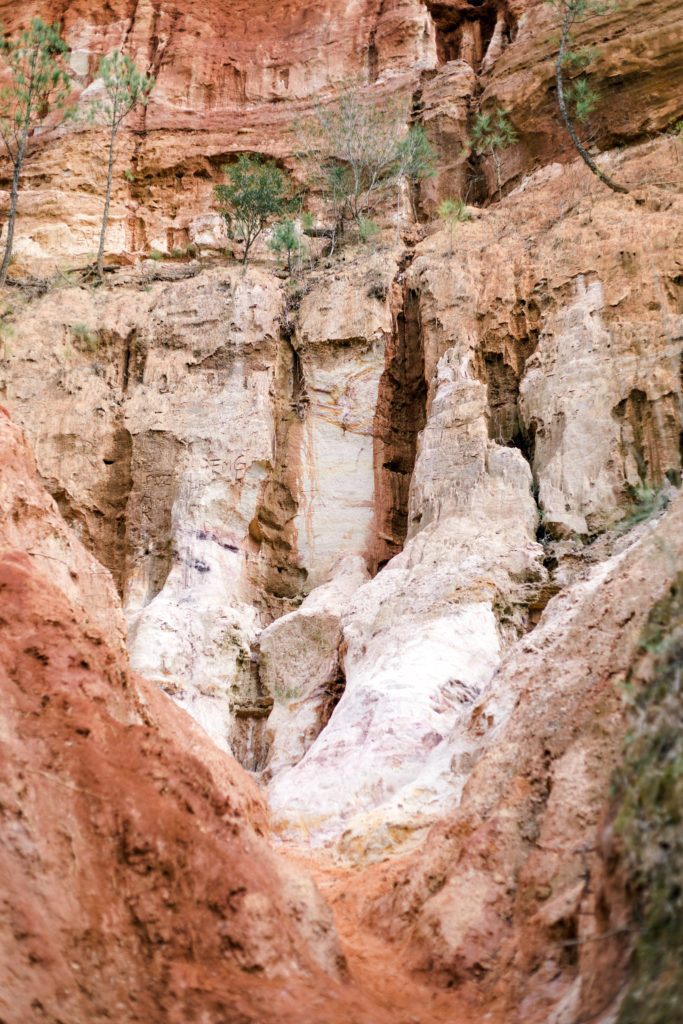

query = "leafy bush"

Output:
[[214, 154, 291, 266], [71, 322, 98, 351], [616, 482, 670, 534], [357, 216, 380, 243]]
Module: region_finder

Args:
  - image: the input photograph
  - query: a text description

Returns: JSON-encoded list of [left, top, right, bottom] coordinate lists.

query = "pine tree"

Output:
[[85, 50, 155, 279], [470, 107, 517, 200], [268, 219, 305, 274], [0, 19, 72, 286], [550, 0, 628, 194], [437, 198, 471, 256]]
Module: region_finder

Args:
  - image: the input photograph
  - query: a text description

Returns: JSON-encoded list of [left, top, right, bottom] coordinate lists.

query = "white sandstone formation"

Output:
[[292, 255, 397, 587], [260, 555, 370, 778], [267, 348, 546, 857], [124, 269, 282, 751]]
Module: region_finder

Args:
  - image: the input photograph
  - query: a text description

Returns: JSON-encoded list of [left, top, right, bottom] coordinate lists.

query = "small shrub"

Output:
[[394, 123, 437, 224], [271, 682, 302, 703], [470, 107, 517, 199], [616, 482, 670, 534], [438, 197, 471, 255], [148, 249, 164, 261], [357, 215, 380, 243], [71, 321, 98, 351], [268, 218, 306, 274], [367, 277, 388, 302], [301, 210, 315, 233]]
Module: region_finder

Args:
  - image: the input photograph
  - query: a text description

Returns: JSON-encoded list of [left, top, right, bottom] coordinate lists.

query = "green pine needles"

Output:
[[268, 219, 307, 275], [437, 197, 471, 255], [0, 18, 72, 285], [85, 50, 155, 279], [548, 0, 628, 193], [470, 106, 518, 200]]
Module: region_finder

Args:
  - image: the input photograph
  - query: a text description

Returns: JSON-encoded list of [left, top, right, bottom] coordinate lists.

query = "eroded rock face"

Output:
[[267, 351, 545, 855], [369, 493, 683, 1023], [0, 412, 390, 1024], [407, 141, 683, 540], [0, 0, 682, 1019], [293, 254, 398, 586], [122, 267, 284, 751], [520, 273, 682, 537], [0, 0, 682, 1021], [1, 0, 680, 270], [0, 408, 126, 648], [267, 140, 682, 857], [3, 139, 681, 812], [260, 555, 369, 780], [0, 263, 398, 755]]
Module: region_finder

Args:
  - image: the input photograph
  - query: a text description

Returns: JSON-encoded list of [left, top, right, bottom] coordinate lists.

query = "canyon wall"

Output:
[[0, 1, 682, 1022], [3, 137, 680, 820], [0, 411, 390, 1024], [0, 0, 680, 269]]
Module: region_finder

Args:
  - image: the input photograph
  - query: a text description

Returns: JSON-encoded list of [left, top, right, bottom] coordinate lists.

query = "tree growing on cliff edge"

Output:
[[268, 218, 306, 275], [85, 50, 155, 280], [215, 155, 291, 266], [293, 79, 435, 248], [469, 106, 517, 200], [394, 123, 437, 237], [438, 197, 471, 256], [0, 19, 72, 287], [548, 0, 629, 194]]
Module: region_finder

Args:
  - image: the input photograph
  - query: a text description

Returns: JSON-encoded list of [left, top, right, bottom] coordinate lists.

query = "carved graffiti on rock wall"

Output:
[[207, 452, 248, 481]]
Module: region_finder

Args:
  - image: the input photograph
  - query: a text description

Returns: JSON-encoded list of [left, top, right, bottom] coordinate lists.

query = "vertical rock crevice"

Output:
[[246, 327, 308, 617], [472, 298, 541, 460], [366, 0, 386, 82], [371, 277, 427, 572], [124, 430, 182, 608], [41, 423, 134, 598], [613, 387, 682, 491]]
